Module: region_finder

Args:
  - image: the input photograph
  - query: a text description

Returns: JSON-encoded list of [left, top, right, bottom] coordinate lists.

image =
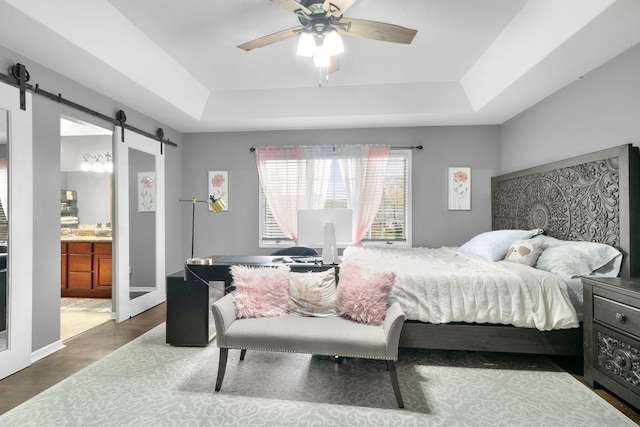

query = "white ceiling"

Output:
[[1, 0, 639, 133]]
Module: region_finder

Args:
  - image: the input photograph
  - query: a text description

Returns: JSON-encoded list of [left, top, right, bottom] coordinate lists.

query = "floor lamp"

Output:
[[179, 195, 226, 262]]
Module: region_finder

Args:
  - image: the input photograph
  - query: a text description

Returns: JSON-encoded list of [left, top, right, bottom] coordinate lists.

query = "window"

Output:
[[259, 150, 411, 247]]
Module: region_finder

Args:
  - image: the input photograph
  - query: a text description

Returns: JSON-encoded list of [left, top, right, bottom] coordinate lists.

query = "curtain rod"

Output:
[[0, 63, 177, 148], [249, 145, 423, 152]]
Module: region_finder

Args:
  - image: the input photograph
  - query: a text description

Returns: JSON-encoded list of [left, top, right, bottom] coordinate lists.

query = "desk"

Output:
[[166, 255, 337, 346]]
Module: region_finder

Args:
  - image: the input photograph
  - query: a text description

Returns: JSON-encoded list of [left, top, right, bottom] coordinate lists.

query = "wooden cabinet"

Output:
[[67, 242, 93, 290], [583, 276, 640, 410], [60, 243, 67, 290], [61, 241, 112, 298], [93, 243, 112, 291]]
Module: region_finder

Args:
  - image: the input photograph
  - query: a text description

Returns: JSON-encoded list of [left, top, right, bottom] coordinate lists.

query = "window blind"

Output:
[[260, 150, 410, 245]]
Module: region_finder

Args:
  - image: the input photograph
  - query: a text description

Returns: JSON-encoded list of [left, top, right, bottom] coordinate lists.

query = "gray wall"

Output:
[[501, 42, 640, 172], [181, 125, 501, 260], [0, 44, 183, 352]]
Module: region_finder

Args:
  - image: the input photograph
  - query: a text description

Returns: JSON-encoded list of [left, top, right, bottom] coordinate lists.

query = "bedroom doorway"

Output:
[[60, 115, 114, 340]]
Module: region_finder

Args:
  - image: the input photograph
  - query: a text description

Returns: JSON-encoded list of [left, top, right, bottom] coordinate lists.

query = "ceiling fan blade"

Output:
[[271, 0, 312, 15], [328, 56, 340, 73], [323, 0, 358, 17], [237, 27, 302, 51], [337, 17, 417, 44]]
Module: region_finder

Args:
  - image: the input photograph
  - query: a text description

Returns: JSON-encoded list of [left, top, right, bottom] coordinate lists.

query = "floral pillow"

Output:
[[232, 265, 290, 318], [503, 238, 544, 267], [288, 268, 337, 317], [335, 263, 395, 326]]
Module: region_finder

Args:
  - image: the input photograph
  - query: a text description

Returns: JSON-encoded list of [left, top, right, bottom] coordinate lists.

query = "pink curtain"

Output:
[[256, 144, 389, 244], [339, 145, 390, 244], [255, 146, 303, 240]]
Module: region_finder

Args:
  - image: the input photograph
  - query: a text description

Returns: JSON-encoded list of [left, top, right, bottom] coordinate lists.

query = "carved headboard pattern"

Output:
[[492, 144, 639, 277]]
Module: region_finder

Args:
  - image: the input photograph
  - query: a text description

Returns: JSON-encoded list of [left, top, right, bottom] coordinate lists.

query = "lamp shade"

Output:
[[81, 159, 92, 172], [209, 196, 226, 212], [323, 30, 344, 56], [297, 32, 316, 57], [313, 46, 331, 67]]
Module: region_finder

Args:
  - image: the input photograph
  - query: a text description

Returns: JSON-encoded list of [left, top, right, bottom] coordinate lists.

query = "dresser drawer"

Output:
[[67, 242, 92, 254], [594, 295, 640, 337], [593, 324, 640, 394], [68, 272, 93, 289], [68, 254, 92, 272]]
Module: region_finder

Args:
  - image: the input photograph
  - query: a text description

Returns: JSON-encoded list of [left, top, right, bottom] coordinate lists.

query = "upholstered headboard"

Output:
[[492, 144, 639, 277]]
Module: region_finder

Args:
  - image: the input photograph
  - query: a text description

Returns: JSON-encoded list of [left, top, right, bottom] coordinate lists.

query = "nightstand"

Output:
[[583, 276, 640, 410]]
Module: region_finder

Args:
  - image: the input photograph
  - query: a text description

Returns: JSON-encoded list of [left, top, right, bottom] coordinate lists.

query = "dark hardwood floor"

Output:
[[0, 304, 638, 424], [0, 302, 166, 415], [551, 355, 640, 425]]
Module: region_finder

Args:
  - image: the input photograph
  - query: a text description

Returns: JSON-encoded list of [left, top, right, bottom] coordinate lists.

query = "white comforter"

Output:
[[342, 246, 579, 331]]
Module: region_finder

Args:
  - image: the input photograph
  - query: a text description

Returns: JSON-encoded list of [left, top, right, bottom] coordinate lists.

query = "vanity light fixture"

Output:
[[81, 152, 113, 174]]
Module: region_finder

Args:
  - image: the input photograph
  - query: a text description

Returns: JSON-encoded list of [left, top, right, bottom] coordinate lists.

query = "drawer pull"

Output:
[[616, 312, 627, 324]]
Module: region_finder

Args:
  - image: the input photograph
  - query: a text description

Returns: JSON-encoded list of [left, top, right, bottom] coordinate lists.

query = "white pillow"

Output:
[[458, 229, 543, 261], [503, 238, 544, 267], [535, 240, 622, 278]]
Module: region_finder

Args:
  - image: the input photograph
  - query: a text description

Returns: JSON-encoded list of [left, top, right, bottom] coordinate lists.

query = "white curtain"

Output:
[[301, 146, 333, 209], [255, 146, 303, 240], [256, 144, 389, 243], [339, 145, 390, 244]]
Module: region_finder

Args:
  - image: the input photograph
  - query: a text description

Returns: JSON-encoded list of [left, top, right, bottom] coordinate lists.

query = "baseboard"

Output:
[[129, 287, 154, 293], [31, 340, 65, 363]]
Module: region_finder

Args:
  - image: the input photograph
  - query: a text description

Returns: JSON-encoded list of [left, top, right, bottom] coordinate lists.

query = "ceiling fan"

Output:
[[238, 0, 418, 73]]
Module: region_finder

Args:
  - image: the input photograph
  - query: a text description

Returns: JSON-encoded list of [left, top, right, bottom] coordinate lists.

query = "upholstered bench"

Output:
[[211, 292, 407, 408]]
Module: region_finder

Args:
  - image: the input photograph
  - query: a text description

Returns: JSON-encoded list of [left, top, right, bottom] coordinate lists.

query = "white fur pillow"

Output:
[[503, 238, 543, 267]]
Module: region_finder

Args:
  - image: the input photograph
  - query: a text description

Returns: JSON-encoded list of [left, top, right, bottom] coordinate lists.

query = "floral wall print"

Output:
[[138, 171, 156, 212], [448, 167, 471, 210], [208, 171, 229, 211]]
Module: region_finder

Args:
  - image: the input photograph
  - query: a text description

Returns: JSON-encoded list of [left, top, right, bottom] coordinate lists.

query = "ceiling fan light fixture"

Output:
[[313, 46, 331, 67], [297, 32, 316, 57], [323, 30, 344, 56]]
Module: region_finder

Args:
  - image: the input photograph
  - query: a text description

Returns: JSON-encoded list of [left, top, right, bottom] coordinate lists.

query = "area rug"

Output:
[[0, 324, 632, 427], [60, 298, 111, 313]]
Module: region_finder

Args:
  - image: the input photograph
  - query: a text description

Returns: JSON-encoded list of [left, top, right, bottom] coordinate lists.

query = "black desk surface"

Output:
[[184, 255, 338, 284]]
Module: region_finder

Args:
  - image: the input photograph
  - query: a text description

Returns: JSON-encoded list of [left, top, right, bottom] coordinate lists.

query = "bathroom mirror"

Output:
[[113, 126, 164, 322], [128, 147, 156, 300]]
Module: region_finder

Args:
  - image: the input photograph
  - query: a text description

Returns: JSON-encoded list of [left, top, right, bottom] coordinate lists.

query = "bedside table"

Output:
[[583, 276, 640, 410]]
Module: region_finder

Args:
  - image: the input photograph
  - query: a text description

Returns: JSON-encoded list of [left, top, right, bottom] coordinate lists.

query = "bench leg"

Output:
[[240, 349, 247, 360], [388, 361, 404, 408], [215, 348, 228, 392]]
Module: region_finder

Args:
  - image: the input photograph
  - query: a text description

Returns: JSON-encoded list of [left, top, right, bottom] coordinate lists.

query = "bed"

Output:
[[342, 144, 639, 356]]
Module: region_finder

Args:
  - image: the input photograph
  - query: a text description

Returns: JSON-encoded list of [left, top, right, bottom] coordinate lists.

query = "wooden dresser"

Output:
[[583, 276, 640, 410], [61, 240, 112, 298]]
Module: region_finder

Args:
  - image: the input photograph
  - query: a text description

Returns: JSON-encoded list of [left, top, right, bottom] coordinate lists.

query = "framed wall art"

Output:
[[448, 167, 471, 210], [137, 171, 156, 212], [208, 171, 229, 211]]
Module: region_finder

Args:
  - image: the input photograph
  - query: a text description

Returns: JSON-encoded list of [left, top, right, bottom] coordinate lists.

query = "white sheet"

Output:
[[341, 246, 579, 331]]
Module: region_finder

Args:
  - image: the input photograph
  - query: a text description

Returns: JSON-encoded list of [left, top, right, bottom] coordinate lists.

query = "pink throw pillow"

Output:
[[232, 265, 290, 318], [335, 263, 395, 326]]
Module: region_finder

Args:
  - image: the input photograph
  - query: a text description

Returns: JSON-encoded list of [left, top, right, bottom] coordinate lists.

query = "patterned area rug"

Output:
[[0, 324, 633, 426], [60, 298, 111, 313]]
